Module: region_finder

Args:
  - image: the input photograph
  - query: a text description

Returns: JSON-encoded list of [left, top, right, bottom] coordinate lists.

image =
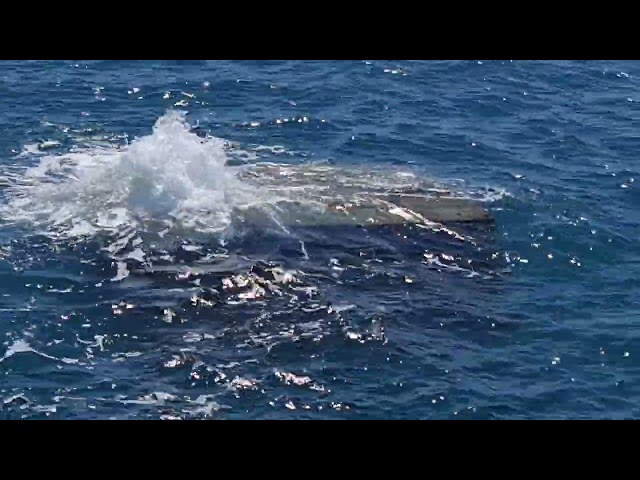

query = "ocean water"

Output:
[[0, 60, 638, 419]]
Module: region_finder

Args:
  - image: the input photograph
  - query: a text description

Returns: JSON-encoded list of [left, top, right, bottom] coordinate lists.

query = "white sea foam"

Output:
[[0, 111, 278, 245]]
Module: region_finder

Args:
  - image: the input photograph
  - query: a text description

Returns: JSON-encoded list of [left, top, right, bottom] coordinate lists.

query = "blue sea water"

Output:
[[0, 60, 638, 419]]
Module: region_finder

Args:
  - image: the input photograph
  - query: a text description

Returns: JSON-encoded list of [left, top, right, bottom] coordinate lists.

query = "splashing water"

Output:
[[0, 111, 270, 244]]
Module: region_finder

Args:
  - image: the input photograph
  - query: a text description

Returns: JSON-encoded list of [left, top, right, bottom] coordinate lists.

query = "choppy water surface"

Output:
[[0, 60, 638, 419]]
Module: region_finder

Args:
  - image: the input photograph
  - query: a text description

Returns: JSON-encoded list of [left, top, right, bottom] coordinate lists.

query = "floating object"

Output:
[[37, 140, 62, 151]]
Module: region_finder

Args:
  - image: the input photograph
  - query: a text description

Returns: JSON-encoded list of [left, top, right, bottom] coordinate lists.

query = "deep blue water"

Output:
[[0, 60, 639, 419]]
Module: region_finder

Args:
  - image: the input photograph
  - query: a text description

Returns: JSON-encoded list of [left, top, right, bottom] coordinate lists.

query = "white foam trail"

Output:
[[0, 339, 78, 365]]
